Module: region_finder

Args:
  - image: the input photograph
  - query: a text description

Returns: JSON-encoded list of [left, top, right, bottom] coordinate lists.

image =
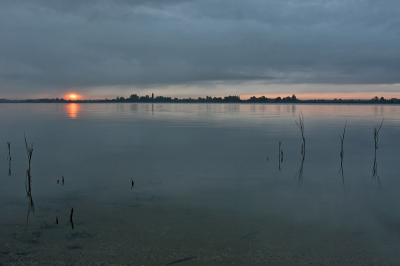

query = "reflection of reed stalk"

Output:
[[295, 112, 305, 157], [372, 118, 383, 188], [24, 133, 35, 222], [26, 168, 34, 222], [294, 112, 306, 184], [339, 122, 347, 186], [7, 141, 11, 176], [278, 141, 282, 170], [296, 154, 305, 185], [372, 155, 381, 188]]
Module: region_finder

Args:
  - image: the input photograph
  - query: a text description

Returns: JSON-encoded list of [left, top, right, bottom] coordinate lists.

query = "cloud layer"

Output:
[[1, 0, 400, 98]]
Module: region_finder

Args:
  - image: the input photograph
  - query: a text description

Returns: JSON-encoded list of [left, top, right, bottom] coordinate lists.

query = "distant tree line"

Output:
[[0, 94, 398, 104]]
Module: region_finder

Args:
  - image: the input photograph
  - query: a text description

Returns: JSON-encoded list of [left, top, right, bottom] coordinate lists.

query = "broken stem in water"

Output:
[[295, 111, 305, 157], [340, 122, 347, 158], [373, 118, 384, 150], [7, 141, 11, 176], [70, 208, 74, 230], [7, 141, 11, 160], [24, 133, 33, 168]]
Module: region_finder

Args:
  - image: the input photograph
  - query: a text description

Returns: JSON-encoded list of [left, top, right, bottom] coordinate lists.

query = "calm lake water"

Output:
[[1, 103, 400, 265]]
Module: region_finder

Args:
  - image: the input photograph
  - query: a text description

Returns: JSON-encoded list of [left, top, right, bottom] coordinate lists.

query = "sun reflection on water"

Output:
[[67, 103, 80, 119]]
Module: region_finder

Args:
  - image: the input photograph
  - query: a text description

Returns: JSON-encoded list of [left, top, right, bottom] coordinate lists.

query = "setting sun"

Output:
[[65, 93, 81, 100]]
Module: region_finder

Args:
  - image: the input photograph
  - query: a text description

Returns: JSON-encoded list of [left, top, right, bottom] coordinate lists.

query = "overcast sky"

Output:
[[1, 0, 399, 99]]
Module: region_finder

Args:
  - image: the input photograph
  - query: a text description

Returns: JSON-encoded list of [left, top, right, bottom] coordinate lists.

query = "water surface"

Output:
[[0, 103, 400, 265]]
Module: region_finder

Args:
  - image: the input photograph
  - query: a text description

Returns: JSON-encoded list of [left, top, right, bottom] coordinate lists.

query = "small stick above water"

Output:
[[373, 118, 384, 149], [7, 141, 11, 176], [295, 112, 305, 156], [165, 257, 196, 265], [70, 208, 74, 230], [241, 230, 259, 240], [24, 133, 33, 168], [7, 141, 11, 161], [340, 122, 347, 158]]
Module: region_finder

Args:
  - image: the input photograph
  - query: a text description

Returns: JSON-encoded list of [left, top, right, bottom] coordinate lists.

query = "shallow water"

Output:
[[0, 103, 400, 265]]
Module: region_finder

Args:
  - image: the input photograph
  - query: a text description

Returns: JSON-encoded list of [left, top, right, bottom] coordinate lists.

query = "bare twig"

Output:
[[7, 141, 11, 160], [295, 112, 305, 156], [24, 133, 33, 168], [70, 208, 74, 230], [340, 122, 347, 158], [7, 141, 11, 176], [373, 118, 384, 150]]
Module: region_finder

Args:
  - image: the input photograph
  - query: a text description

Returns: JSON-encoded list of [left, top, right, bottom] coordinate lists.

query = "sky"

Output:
[[1, 0, 400, 100]]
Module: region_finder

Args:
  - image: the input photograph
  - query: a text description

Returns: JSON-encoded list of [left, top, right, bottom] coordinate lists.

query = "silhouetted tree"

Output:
[[223, 95, 241, 102], [129, 94, 139, 101]]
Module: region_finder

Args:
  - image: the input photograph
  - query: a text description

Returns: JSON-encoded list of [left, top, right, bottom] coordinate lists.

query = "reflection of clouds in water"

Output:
[[0, 103, 400, 264], [67, 103, 80, 119]]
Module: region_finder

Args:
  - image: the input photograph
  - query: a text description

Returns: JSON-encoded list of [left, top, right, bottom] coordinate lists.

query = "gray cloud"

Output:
[[1, 0, 400, 97]]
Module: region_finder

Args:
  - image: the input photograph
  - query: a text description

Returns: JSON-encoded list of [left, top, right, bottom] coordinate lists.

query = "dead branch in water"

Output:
[[24, 133, 33, 168], [70, 208, 74, 230], [295, 112, 305, 156], [7, 141, 11, 176], [7, 141, 11, 160], [373, 118, 384, 150], [340, 122, 347, 158]]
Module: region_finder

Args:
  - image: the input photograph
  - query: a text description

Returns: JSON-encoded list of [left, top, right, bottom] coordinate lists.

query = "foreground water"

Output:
[[0, 103, 400, 265]]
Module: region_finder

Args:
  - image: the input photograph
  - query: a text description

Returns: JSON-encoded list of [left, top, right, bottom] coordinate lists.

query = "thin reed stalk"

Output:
[[373, 118, 384, 149], [295, 112, 305, 156]]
